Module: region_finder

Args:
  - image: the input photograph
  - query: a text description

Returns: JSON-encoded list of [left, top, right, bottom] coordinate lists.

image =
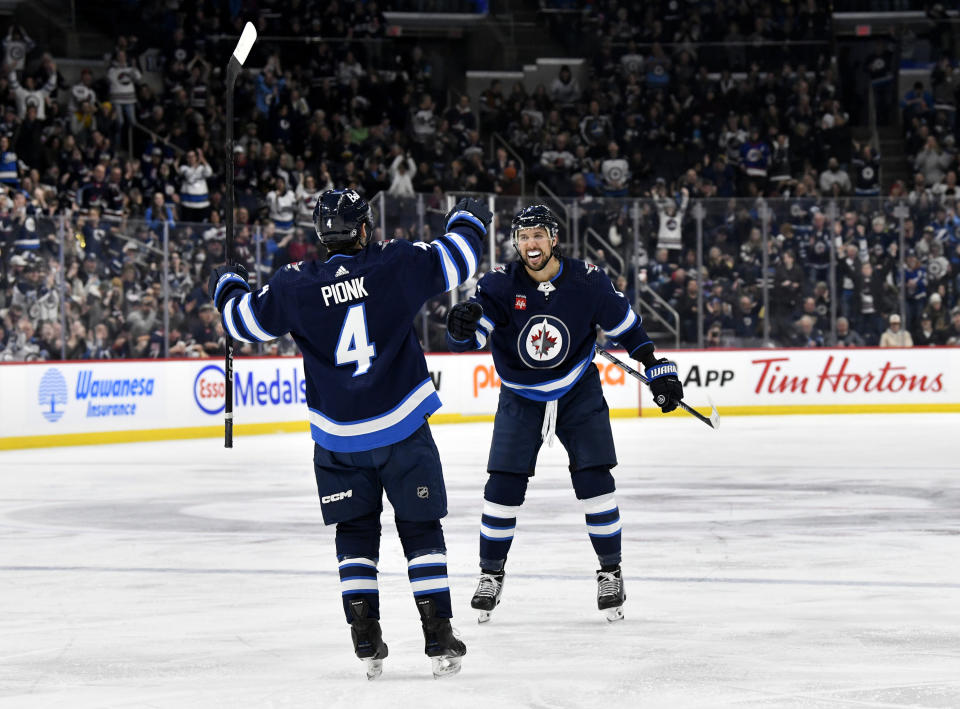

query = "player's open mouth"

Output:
[[526, 250, 542, 264]]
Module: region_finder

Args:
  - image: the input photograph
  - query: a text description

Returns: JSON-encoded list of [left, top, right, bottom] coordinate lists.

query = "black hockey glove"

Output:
[[208, 263, 251, 312], [447, 302, 483, 342], [645, 358, 683, 414], [445, 197, 493, 235]]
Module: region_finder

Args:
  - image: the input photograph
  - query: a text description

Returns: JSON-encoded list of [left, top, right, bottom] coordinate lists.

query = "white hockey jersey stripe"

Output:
[[308, 379, 436, 437], [587, 519, 622, 537], [443, 231, 478, 278], [340, 578, 379, 593], [480, 523, 515, 539], [238, 292, 277, 341], [222, 299, 255, 343], [411, 577, 449, 594], [432, 240, 460, 291], [475, 330, 487, 349], [603, 308, 638, 337], [339, 557, 377, 569], [478, 315, 495, 334], [408, 553, 446, 569], [483, 500, 520, 518], [582, 493, 618, 515], [501, 355, 592, 394]]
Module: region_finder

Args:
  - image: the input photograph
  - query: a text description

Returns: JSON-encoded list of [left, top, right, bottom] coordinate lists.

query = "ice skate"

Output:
[[417, 598, 466, 679], [470, 570, 505, 623], [596, 567, 625, 622], [349, 600, 388, 680]]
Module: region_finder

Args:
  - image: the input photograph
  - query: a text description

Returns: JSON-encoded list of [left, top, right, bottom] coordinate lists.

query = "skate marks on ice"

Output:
[[0, 414, 959, 707]]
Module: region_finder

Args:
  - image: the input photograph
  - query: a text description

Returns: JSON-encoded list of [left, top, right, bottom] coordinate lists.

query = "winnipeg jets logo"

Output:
[[529, 320, 558, 357], [517, 314, 570, 369]]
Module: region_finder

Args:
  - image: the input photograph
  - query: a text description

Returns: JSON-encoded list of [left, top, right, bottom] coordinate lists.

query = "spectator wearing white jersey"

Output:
[[8, 61, 57, 120], [107, 50, 142, 146], [3, 24, 34, 72], [295, 174, 321, 229], [177, 148, 212, 222], [70, 68, 98, 112], [266, 176, 297, 236]]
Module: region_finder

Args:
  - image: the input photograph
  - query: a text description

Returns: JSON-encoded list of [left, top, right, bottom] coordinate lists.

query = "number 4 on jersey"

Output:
[[336, 304, 377, 376]]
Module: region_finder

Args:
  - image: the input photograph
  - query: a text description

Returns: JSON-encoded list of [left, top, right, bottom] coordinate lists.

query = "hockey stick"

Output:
[[223, 21, 257, 448], [594, 344, 720, 429]]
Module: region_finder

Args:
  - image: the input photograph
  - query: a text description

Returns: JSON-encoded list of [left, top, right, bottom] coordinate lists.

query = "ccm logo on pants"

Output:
[[322, 490, 353, 504]]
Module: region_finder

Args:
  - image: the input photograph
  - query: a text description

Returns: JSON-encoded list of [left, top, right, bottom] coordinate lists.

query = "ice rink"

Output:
[[2, 413, 959, 708]]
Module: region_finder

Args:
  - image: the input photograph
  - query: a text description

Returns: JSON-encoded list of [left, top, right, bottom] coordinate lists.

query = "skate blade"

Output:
[[477, 610, 493, 624], [603, 606, 625, 622], [363, 658, 383, 680], [431, 655, 463, 679]]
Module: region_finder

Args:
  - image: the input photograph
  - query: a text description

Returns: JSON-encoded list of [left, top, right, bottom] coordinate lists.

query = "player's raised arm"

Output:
[[208, 262, 291, 344], [595, 275, 683, 413], [411, 197, 492, 299]]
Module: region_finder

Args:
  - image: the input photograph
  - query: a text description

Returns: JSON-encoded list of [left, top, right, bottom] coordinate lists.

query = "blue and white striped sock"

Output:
[[582, 493, 622, 567], [407, 551, 452, 618], [479, 499, 519, 572], [338, 556, 379, 623]]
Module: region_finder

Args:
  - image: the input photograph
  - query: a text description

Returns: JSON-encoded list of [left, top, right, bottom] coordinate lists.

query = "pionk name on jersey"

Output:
[[321, 277, 368, 307]]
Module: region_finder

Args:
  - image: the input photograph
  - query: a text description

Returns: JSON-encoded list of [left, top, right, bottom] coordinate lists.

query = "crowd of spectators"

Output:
[[1, 1, 960, 362]]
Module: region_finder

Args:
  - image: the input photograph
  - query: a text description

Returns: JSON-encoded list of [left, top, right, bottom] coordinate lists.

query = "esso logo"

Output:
[[194, 364, 226, 414], [517, 315, 571, 369]]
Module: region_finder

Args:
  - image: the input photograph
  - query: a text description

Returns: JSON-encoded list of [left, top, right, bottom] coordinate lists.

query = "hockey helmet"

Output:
[[511, 203, 559, 243], [313, 189, 373, 251]]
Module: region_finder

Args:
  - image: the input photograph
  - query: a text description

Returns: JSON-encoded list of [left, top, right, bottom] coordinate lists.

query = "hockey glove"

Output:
[[445, 197, 493, 235], [208, 263, 251, 312], [447, 302, 483, 342], [646, 358, 683, 414]]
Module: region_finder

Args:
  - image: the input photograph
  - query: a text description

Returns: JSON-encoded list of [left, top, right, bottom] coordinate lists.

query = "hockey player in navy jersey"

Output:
[[445, 205, 683, 623], [208, 189, 492, 679]]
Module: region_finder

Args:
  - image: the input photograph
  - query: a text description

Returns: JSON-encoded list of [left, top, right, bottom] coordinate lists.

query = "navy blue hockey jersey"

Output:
[[447, 258, 653, 401], [218, 225, 483, 452]]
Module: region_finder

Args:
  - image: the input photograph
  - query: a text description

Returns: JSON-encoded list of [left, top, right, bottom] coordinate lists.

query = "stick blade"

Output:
[[707, 397, 720, 430], [233, 22, 258, 66]]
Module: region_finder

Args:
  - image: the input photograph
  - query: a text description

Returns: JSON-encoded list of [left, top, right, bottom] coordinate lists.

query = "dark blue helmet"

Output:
[[313, 189, 373, 251], [511, 204, 559, 243]]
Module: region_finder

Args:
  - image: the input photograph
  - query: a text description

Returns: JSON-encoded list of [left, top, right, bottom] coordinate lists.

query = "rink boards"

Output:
[[1, 348, 958, 449]]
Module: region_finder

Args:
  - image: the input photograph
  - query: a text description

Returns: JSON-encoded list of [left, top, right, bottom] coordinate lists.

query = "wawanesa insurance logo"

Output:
[[38, 368, 68, 422]]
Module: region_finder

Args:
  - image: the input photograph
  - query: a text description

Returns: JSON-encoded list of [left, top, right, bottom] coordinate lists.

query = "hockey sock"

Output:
[[571, 468, 622, 567], [396, 518, 453, 619], [479, 472, 529, 572], [336, 512, 382, 623]]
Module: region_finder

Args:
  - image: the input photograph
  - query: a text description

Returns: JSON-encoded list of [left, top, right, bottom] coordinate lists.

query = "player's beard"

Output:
[[518, 244, 555, 272]]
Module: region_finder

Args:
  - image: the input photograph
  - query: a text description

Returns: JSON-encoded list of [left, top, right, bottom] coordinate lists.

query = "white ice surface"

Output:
[[1, 414, 959, 708]]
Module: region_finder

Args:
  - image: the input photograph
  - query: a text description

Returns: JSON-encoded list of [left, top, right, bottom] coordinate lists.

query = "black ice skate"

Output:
[[470, 570, 505, 623], [349, 599, 388, 680], [596, 567, 626, 622], [416, 597, 466, 679]]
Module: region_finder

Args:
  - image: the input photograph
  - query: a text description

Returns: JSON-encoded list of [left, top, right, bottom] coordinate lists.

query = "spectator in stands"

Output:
[[914, 136, 953, 186], [177, 148, 212, 222], [791, 315, 823, 348], [879, 313, 913, 347], [914, 313, 941, 346], [819, 157, 851, 195], [549, 65, 579, 107], [945, 310, 960, 345], [900, 81, 934, 125], [825, 316, 865, 347], [107, 51, 141, 147]]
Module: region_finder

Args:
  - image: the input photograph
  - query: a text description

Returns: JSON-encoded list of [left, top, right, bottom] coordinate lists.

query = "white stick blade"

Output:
[[232, 22, 257, 66]]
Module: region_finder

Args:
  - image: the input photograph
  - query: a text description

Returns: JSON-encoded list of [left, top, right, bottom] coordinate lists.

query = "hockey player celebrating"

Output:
[[445, 205, 683, 623], [208, 190, 492, 679]]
